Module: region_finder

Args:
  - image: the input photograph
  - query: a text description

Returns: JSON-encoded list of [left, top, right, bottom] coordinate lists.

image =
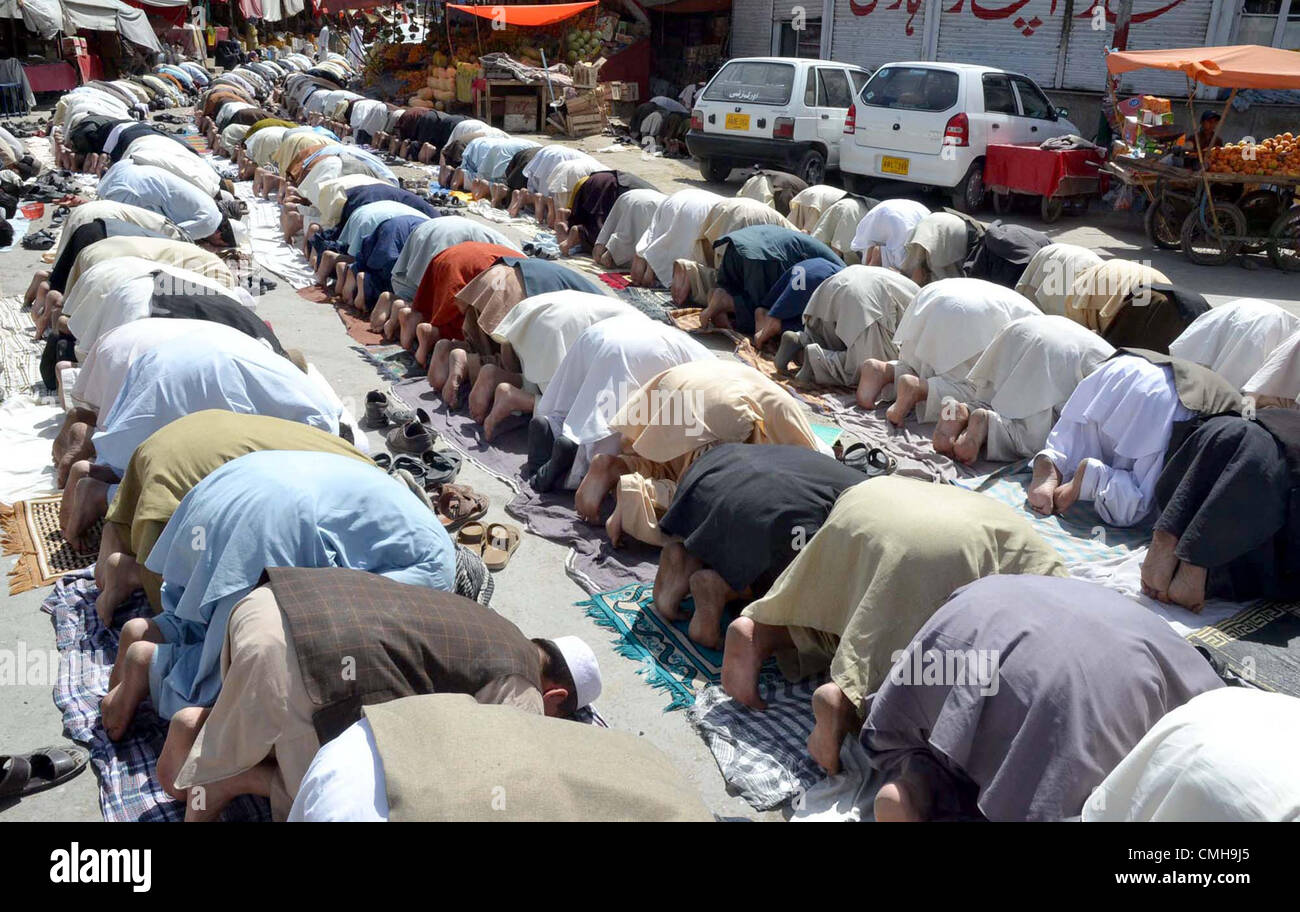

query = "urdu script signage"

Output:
[[847, 0, 1191, 38]]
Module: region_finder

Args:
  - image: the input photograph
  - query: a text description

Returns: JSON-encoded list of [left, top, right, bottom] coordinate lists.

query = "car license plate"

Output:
[[724, 113, 750, 131], [881, 155, 910, 176]]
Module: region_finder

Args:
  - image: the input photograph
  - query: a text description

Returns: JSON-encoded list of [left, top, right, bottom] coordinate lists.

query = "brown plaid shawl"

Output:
[[265, 566, 541, 742]]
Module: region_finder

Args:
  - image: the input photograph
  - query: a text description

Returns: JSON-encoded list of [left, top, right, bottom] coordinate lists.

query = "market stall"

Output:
[[1103, 44, 1300, 269], [985, 142, 1108, 222]]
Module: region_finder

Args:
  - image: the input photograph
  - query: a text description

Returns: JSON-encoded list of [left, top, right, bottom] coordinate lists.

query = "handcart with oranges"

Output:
[[1103, 45, 1300, 269]]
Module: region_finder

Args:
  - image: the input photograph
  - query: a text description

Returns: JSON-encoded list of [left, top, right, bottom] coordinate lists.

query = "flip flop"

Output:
[[457, 521, 486, 556], [843, 442, 897, 478], [432, 483, 488, 532], [421, 448, 462, 487], [482, 522, 520, 572], [390, 454, 427, 484], [0, 745, 89, 799], [371, 452, 393, 470]]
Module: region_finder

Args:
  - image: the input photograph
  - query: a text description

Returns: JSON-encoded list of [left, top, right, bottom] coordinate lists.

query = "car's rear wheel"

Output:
[[794, 149, 826, 185], [698, 158, 731, 183], [950, 161, 986, 213]]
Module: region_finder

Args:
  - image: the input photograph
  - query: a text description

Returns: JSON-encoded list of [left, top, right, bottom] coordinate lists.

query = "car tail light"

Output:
[[773, 116, 795, 140], [844, 103, 856, 135], [690, 109, 703, 131], [943, 112, 969, 147]]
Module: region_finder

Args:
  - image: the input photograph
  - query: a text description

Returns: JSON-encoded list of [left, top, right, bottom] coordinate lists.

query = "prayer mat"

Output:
[[1187, 602, 1300, 697], [598, 271, 630, 290], [295, 286, 385, 346], [688, 678, 826, 811], [44, 569, 272, 822], [179, 133, 209, 154], [956, 463, 1153, 566], [393, 375, 656, 593], [827, 394, 988, 484], [612, 283, 673, 324], [2, 494, 100, 594], [0, 294, 41, 398], [357, 343, 422, 384], [580, 582, 726, 711], [580, 583, 786, 712]]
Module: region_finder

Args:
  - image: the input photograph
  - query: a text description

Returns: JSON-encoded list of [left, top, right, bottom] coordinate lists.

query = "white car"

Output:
[[840, 62, 1080, 212], [686, 56, 871, 185]]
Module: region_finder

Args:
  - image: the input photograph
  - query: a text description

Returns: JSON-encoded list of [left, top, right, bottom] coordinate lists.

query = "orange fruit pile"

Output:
[[1207, 132, 1300, 177]]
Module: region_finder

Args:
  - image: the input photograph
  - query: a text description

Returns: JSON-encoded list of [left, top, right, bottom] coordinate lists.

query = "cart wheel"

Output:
[[1240, 189, 1286, 254], [1180, 202, 1246, 266], [1143, 198, 1183, 250], [1040, 196, 1064, 223], [991, 190, 1013, 215], [1266, 206, 1300, 272]]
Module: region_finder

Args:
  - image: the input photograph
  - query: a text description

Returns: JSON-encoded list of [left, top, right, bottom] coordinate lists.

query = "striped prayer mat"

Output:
[[44, 569, 271, 822]]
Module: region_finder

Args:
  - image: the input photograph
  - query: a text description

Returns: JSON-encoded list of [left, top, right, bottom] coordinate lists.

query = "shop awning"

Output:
[[447, 2, 598, 27], [62, 0, 165, 51], [1106, 45, 1300, 90], [0, 0, 64, 37]]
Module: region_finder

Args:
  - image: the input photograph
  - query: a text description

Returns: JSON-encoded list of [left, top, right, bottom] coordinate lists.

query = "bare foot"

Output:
[[952, 407, 989, 465], [574, 453, 624, 524], [97, 552, 142, 627], [1053, 462, 1086, 515], [652, 541, 698, 622], [720, 616, 777, 710], [604, 510, 623, 547], [467, 364, 499, 424], [65, 475, 109, 551], [398, 307, 421, 351], [442, 348, 469, 408], [808, 681, 858, 774], [752, 312, 782, 350], [686, 569, 732, 650], [874, 779, 924, 822], [670, 262, 692, 308], [856, 359, 893, 410], [1167, 561, 1207, 613], [932, 400, 969, 456], [99, 641, 153, 741], [1141, 529, 1180, 602], [156, 706, 209, 802], [482, 386, 518, 441], [413, 319, 435, 366], [1027, 456, 1061, 516], [886, 374, 926, 427]]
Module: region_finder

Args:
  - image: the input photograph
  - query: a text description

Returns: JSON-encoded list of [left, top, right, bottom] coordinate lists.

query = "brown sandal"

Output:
[[482, 522, 520, 571], [456, 521, 487, 556], [433, 484, 489, 532]]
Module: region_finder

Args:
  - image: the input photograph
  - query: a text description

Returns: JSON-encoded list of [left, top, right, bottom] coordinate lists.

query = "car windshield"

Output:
[[860, 66, 959, 112], [702, 61, 796, 105]]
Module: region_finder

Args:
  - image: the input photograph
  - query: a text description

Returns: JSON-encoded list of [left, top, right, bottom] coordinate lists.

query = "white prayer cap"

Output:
[[552, 636, 601, 710]]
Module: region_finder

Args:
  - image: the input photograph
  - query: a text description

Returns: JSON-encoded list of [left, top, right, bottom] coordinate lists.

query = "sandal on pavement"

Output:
[[0, 745, 89, 799], [432, 483, 488, 531], [422, 448, 462, 487], [482, 522, 521, 572], [843, 442, 897, 478], [457, 521, 487, 556]]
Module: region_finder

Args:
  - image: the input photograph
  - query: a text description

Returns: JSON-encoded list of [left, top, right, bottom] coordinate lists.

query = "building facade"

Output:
[[728, 0, 1287, 97]]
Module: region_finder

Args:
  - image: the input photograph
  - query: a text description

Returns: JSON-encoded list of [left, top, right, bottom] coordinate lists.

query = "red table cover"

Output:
[[23, 63, 79, 93], [985, 144, 1104, 197]]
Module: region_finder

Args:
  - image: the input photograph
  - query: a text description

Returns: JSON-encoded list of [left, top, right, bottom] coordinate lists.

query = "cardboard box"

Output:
[[573, 57, 606, 89], [504, 112, 537, 131], [504, 95, 534, 115]]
